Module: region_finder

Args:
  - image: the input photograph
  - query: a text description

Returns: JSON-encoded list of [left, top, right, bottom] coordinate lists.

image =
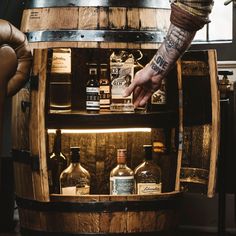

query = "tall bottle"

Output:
[[134, 145, 162, 195], [110, 50, 134, 112], [49, 48, 72, 112], [110, 149, 134, 195], [86, 63, 100, 113], [99, 63, 111, 110], [48, 129, 67, 194], [60, 147, 90, 195]]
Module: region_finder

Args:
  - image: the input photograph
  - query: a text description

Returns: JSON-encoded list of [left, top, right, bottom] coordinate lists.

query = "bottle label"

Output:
[[86, 87, 99, 93], [61, 186, 76, 195], [137, 183, 162, 195], [86, 87, 100, 110], [61, 186, 90, 195], [151, 80, 166, 105], [110, 52, 134, 111], [51, 49, 71, 74], [110, 176, 134, 195]]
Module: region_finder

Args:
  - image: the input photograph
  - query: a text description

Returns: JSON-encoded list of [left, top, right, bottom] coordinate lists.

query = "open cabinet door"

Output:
[[175, 50, 220, 198]]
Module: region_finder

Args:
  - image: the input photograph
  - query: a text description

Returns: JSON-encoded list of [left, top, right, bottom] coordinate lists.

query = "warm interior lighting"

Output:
[[47, 128, 152, 134]]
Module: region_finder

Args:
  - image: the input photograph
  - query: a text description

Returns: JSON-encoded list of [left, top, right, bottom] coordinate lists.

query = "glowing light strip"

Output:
[[47, 128, 151, 134]]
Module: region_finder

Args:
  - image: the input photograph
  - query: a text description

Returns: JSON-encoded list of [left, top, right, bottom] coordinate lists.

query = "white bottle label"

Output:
[[61, 186, 76, 195], [76, 186, 90, 195], [110, 176, 134, 195], [86, 87, 100, 93], [137, 183, 162, 195], [51, 49, 71, 74], [61, 186, 90, 195]]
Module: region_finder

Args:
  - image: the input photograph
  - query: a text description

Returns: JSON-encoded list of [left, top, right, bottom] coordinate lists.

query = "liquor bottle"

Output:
[[48, 129, 67, 194], [86, 63, 100, 113], [60, 147, 90, 195], [134, 145, 162, 195], [110, 50, 134, 112], [149, 78, 166, 112], [49, 48, 72, 112], [99, 63, 111, 110], [110, 149, 134, 195]]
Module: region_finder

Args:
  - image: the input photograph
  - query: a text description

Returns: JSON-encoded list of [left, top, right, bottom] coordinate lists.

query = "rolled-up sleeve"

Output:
[[170, 0, 214, 31]]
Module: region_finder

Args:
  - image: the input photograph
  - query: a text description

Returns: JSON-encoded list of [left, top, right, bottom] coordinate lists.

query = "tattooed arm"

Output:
[[124, 0, 214, 107]]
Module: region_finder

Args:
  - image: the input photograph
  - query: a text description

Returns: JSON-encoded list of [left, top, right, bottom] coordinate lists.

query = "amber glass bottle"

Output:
[[60, 147, 90, 195], [134, 145, 162, 194], [48, 129, 67, 194]]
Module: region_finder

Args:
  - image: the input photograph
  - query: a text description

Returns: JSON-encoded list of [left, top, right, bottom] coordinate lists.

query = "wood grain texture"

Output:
[[207, 50, 220, 198], [11, 88, 30, 150], [18, 191, 180, 234], [21, 7, 170, 50], [175, 60, 183, 192], [29, 49, 49, 201]]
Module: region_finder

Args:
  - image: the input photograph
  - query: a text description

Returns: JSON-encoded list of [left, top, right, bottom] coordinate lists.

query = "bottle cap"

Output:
[[143, 145, 153, 160], [89, 68, 97, 75], [70, 147, 80, 162]]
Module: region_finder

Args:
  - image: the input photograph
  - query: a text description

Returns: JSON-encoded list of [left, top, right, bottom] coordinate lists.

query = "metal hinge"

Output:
[[12, 149, 40, 172]]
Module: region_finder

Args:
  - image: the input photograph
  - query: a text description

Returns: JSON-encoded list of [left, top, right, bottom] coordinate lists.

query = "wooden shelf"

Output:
[[46, 110, 178, 129]]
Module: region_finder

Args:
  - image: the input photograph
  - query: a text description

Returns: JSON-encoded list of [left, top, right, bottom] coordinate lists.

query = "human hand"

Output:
[[123, 64, 163, 108]]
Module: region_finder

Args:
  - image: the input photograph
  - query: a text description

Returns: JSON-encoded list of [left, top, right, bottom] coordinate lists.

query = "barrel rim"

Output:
[[16, 191, 182, 213], [25, 0, 171, 9], [26, 30, 167, 44], [20, 227, 176, 236]]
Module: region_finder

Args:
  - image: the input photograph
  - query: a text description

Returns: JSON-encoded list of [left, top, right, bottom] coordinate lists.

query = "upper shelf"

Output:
[[46, 110, 178, 129]]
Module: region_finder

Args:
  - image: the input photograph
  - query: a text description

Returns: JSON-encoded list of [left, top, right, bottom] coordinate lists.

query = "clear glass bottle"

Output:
[[99, 63, 111, 110], [134, 145, 162, 195], [49, 48, 72, 112], [110, 50, 134, 112], [60, 147, 90, 195], [86, 63, 100, 113], [48, 129, 67, 194], [110, 149, 134, 195]]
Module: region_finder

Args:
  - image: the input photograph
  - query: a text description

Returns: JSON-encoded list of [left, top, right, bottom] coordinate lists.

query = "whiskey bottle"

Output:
[[110, 149, 134, 195], [134, 145, 162, 194], [110, 50, 134, 112], [49, 48, 72, 112], [48, 129, 67, 194], [99, 63, 111, 110], [86, 64, 100, 113], [60, 147, 90, 195]]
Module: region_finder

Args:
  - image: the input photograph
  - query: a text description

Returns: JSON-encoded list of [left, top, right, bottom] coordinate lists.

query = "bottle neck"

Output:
[[71, 157, 80, 164], [144, 148, 153, 161], [53, 130, 62, 155], [117, 156, 127, 165]]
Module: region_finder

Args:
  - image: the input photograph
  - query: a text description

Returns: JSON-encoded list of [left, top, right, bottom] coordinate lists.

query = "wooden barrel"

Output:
[[20, 0, 171, 49], [12, 48, 180, 235], [16, 192, 181, 235]]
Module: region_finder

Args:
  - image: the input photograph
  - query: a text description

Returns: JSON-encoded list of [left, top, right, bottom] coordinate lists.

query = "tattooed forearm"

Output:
[[164, 24, 195, 54], [150, 23, 196, 77], [150, 55, 168, 75]]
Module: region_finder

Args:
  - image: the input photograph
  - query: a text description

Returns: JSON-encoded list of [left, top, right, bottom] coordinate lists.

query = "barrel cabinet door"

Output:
[[13, 49, 49, 202], [175, 49, 220, 198], [29, 49, 49, 201], [12, 87, 35, 199]]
